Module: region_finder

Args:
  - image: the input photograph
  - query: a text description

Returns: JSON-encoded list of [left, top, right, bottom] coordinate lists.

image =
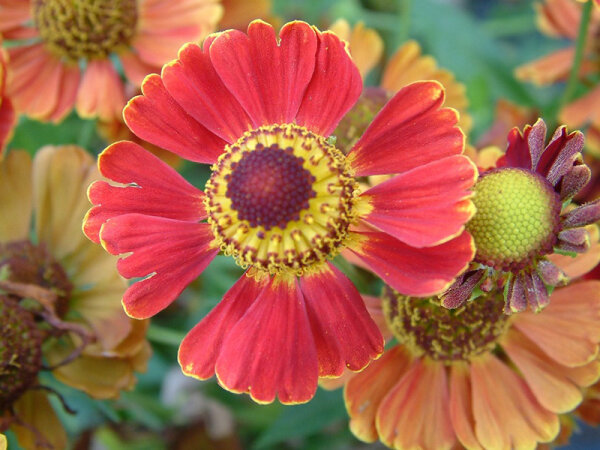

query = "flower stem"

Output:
[[558, 0, 593, 111], [147, 324, 185, 346]]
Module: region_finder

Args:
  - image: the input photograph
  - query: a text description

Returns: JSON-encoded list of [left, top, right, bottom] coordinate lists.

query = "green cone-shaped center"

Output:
[[466, 168, 561, 271]]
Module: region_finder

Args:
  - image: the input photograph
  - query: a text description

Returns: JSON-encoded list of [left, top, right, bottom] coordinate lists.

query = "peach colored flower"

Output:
[[0, 0, 222, 121]]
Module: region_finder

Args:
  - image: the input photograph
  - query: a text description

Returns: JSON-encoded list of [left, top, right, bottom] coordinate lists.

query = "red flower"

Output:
[[84, 20, 477, 404]]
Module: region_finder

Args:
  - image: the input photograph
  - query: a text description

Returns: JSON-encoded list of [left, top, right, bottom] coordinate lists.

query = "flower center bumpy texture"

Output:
[[382, 287, 509, 362], [206, 124, 358, 275], [466, 168, 561, 271], [33, 0, 138, 61], [0, 297, 43, 411]]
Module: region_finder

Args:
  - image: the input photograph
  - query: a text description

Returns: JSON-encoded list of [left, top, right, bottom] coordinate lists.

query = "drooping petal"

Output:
[[0, 150, 32, 242], [32, 146, 97, 258], [449, 362, 483, 450], [344, 346, 413, 442], [179, 272, 267, 380], [12, 389, 67, 450], [300, 262, 383, 377], [215, 275, 319, 404], [7, 44, 77, 122], [162, 41, 252, 143], [347, 81, 464, 177], [502, 328, 597, 413], [560, 84, 600, 127], [347, 230, 474, 296], [124, 74, 226, 163], [512, 281, 600, 367], [470, 355, 559, 449], [119, 50, 158, 86], [375, 358, 455, 450], [75, 59, 125, 120], [360, 155, 476, 247], [84, 141, 205, 243], [548, 225, 600, 278], [100, 214, 219, 319], [209, 20, 318, 128], [295, 30, 362, 136], [538, 126, 584, 185]]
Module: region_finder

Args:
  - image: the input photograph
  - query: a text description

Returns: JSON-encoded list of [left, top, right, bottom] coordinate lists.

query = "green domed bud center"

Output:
[[0, 297, 43, 410], [466, 168, 561, 271], [382, 287, 508, 362]]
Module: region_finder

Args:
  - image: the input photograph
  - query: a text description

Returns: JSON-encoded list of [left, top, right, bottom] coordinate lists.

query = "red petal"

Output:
[[0, 96, 15, 155], [215, 275, 319, 404], [347, 230, 475, 296], [209, 20, 318, 128], [162, 42, 252, 143], [347, 81, 464, 177], [124, 74, 226, 164], [300, 262, 384, 377], [100, 214, 218, 319], [84, 141, 205, 243], [179, 272, 268, 379], [361, 155, 476, 247], [295, 30, 362, 136]]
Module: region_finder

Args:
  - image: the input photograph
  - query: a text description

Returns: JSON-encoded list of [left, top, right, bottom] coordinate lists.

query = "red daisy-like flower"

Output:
[[84, 20, 477, 404], [443, 119, 600, 313]]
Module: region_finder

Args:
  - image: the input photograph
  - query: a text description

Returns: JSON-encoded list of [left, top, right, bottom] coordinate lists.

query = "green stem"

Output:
[[558, 0, 593, 111], [147, 324, 185, 346], [399, 0, 412, 43]]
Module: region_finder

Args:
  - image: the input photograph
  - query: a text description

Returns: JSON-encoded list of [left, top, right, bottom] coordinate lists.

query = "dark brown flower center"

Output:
[[225, 144, 316, 231], [0, 296, 43, 411], [33, 0, 138, 61], [382, 287, 509, 362], [0, 241, 73, 317]]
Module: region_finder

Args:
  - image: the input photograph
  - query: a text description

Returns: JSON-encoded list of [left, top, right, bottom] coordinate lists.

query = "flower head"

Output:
[[0, 0, 222, 121], [443, 119, 600, 313], [84, 20, 477, 404], [0, 146, 150, 448], [345, 280, 600, 449]]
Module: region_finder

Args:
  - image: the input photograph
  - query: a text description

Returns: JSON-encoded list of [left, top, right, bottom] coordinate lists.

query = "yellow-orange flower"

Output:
[[329, 19, 384, 79], [0, 146, 150, 448], [0, 0, 222, 121], [344, 279, 600, 449]]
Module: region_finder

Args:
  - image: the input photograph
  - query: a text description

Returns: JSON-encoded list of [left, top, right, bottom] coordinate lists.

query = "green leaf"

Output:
[[252, 388, 348, 449]]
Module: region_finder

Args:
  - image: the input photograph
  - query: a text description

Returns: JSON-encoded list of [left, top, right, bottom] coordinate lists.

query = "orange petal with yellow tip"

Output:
[[536, 0, 583, 40], [381, 40, 437, 91], [0, 150, 32, 242], [344, 346, 413, 443], [512, 281, 600, 367], [76, 59, 126, 120], [470, 355, 559, 449], [329, 19, 383, 79], [502, 328, 593, 413], [449, 362, 483, 450], [375, 358, 455, 450]]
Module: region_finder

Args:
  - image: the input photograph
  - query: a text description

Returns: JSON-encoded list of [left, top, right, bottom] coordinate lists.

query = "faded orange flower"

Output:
[[0, 146, 150, 449], [0, 0, 222, 121]]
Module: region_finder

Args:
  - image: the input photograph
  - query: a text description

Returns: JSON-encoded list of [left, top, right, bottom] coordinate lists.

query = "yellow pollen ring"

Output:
[[205, 124, 359, 276], [32, 0, 138, 61]]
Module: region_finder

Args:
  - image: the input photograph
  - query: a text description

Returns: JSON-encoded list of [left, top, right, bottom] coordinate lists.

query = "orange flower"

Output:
[[329, 19, 384, 79], [0, 146, 150, 448], [0, 0, 222, 121], [335, 37, 472, 153], [345, 280, 600, 449], [219, 0, 274, 30], [0, 41, 15, 158]]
